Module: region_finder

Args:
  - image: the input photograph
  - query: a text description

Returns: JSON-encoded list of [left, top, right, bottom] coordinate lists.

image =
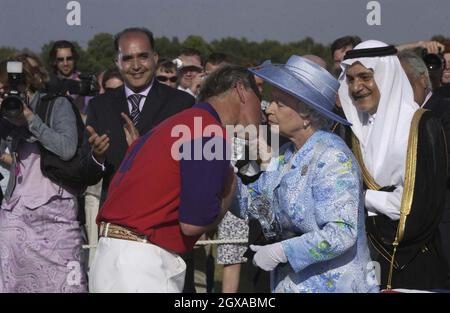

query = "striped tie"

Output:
[[128, 94, 143, 125]]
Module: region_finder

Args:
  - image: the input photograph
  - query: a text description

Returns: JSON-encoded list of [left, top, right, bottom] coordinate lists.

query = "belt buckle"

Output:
[[138, 236, 148, 243], [100, 222, 110, 238], [101, 222, 148, 244], [133, 230, 147, 243]]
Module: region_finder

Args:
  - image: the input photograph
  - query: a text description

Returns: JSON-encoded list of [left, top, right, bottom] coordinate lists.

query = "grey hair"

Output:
[[296, 100, 333, 130], [398, 50, 432, 91], [197, 64, 259, 102]]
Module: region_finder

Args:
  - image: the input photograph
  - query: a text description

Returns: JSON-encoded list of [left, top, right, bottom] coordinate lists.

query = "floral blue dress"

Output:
[[235, 130, 379, 293]]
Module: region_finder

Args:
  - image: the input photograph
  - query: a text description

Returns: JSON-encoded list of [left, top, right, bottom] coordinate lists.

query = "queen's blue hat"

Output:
[[249, 55, 350, 126]]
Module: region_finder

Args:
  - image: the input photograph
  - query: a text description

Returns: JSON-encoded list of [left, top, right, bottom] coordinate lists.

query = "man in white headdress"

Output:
[[338, 40, 450, 290]]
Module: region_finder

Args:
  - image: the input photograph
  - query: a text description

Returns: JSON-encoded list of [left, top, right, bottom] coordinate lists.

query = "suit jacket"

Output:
[[81, 80, 195, 204]]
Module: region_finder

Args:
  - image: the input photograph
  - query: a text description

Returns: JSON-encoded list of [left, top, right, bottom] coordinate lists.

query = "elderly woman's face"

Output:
[[266, 88, 306, 137]]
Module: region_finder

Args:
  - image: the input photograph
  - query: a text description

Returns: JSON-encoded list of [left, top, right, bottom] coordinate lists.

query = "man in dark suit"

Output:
[[82, 28, 196, 292], [82, 27, 194, 204]]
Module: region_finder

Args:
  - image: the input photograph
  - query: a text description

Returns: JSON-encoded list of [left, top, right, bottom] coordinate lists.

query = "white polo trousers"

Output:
[[89, 237, 186, 293]]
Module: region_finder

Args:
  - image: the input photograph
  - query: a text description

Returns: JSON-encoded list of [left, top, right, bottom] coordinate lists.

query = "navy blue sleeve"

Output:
[[179, 136, 231, 226]]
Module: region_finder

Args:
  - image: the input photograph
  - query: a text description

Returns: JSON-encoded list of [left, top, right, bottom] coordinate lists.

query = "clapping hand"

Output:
[[86, 125, 110, 163], [121, 113, 140, 146]]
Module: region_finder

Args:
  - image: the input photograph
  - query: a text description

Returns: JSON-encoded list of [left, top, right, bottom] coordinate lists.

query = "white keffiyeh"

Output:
[[338, 40, 419, 220]]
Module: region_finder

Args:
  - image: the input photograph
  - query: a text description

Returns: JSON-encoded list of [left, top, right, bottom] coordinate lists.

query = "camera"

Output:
[[75, 74, 100, 96], [47, 74, 99, 97], [422, 49, 446, 91], [0, 61, 27, 119], [422, 50, 445, 72]]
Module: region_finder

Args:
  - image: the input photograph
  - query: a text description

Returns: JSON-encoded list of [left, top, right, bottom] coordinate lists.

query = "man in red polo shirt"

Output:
[[89, 65, 262, 292]]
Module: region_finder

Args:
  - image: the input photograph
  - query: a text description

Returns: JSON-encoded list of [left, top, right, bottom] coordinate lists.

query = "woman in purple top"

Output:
[[0, 55, 87, 292]]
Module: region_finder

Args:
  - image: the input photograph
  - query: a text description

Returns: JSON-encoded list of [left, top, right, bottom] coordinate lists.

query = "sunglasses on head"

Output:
[[56, 56, 74, 63], [156, 75, 177, 83]]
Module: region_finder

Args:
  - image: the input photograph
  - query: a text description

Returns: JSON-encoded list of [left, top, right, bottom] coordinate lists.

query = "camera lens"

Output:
[[78, 75, 99, 96], [0, 95, 24, 119], [423, 53, 443, 71]]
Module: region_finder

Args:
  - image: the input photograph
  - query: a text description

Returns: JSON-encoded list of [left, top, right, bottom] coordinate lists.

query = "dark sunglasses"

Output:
[[156, 75, 177, 83], [56, 56, 74, 63]]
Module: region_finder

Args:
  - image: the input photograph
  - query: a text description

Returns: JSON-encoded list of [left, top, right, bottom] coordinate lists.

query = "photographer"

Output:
[[442, 46, 450, 85], [438, 40, 450, 98], [0, 81, 11, 203], [0, 56, 87, 292], [47, 40, 98, 119], [396, 40, 446, 91]]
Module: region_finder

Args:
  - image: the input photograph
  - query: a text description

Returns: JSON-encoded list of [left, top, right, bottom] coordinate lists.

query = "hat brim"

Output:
[[178, 65, 203, 72], [249, 64, 351, 126]]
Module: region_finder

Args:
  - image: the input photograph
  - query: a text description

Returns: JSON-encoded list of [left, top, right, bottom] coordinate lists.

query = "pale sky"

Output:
[[1, 0, 449, 51]]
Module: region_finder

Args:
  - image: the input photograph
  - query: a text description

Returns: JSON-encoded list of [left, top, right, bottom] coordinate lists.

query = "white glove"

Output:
[[250, 243, 287, 271]]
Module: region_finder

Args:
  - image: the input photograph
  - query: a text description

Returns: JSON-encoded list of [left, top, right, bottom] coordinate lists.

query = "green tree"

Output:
[[431, 35, 449, 43], [210, 37, 251, 64], [181, 35, 212, 60], [12, 32, 448, 78], [35, 33, 339, 73], [86, 33, 116, 72], [40, 41, 54, 72], [155, 36, 182, 59], [0, 47, 19, 62]]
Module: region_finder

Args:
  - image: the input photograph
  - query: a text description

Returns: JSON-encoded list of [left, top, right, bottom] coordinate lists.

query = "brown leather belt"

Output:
[[99, 222, 149, 244]]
